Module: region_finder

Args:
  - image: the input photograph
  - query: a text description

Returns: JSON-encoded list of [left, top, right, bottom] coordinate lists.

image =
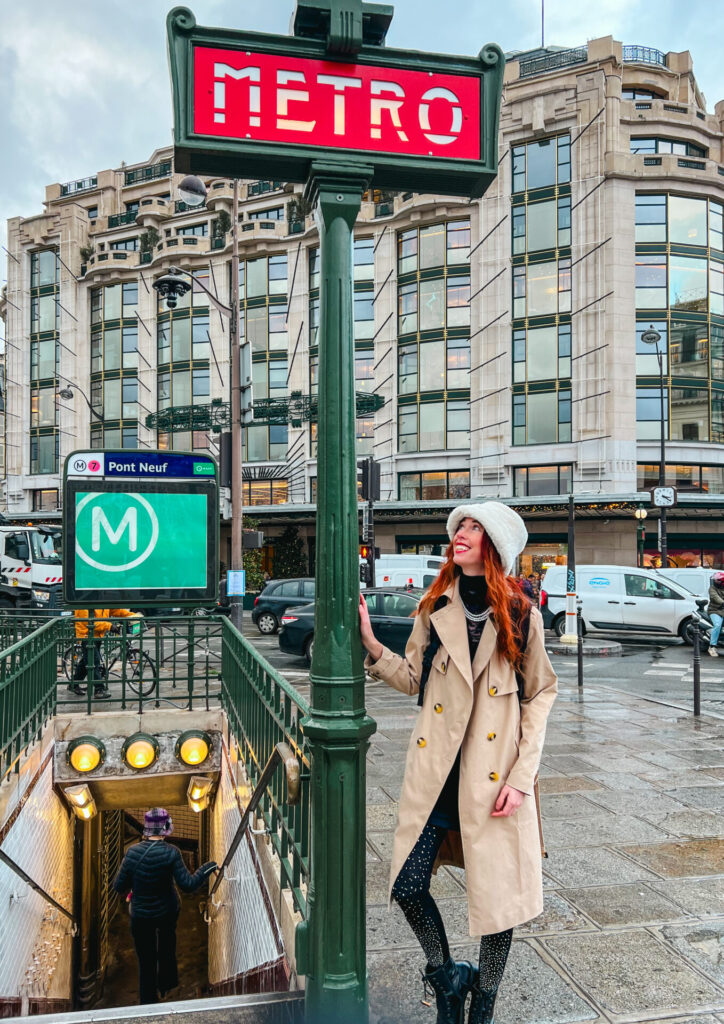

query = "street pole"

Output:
[[562, 492, 577, 643], [658, 348, 668, 569], [230, 178, 243, 631], [296, 162, 376, 1024], [692, 616, 701, 716]]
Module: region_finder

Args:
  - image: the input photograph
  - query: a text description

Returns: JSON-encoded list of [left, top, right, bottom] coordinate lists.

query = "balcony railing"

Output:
[[519, 46, 587, 78], [139, 251, 152, 264], [108, 210, 138, 228], [623, 45, 666, 66], [175, 199, 206, 213], [374, 202, 394, 218], [248, 180, 284, 197], [60, 176, 97, 196], [211, 235, 226, 249], [124, 161, 172, 186]]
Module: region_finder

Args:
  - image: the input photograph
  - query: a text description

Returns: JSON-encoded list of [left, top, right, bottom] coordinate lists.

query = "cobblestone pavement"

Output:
[[364, 678, 724, 1024]]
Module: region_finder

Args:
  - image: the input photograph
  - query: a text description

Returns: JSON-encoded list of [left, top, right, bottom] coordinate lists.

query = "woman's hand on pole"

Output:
[[359, 594, 383, 661], [490, 784, 525, 817]]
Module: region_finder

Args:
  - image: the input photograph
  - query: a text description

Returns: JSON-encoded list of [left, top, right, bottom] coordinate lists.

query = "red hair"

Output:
[[418, 533, 531, 670]]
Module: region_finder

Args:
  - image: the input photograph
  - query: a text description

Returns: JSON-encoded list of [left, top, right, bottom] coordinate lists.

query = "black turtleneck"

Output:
[[428, 573, 489, 833], [458, 573, 489, 661]]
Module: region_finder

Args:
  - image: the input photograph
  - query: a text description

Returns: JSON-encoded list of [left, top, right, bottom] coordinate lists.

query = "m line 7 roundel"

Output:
[[193, 47, 482, 161]]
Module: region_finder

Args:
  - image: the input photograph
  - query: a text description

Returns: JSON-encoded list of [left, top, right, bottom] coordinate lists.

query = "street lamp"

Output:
[[634, 505, 647, 568], [58, 382, 104, 424], [152, 174, 247, 631], [640, 324, 667, 567]]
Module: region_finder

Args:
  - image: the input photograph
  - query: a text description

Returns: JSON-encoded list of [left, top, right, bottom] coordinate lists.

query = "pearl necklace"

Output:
[[461, 603, 490, 624]]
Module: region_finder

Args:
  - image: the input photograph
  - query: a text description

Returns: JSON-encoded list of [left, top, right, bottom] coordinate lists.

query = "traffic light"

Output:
[[359, 544, 379, 584], [360, 458, 380, 502]]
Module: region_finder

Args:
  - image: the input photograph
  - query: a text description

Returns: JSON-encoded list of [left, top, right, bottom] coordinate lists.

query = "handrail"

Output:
[[0, 847, 76, 931], [206, 741, 300, 911]]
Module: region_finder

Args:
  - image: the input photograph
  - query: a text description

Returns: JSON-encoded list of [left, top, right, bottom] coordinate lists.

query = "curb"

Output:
[[546, 640, 623, 657]]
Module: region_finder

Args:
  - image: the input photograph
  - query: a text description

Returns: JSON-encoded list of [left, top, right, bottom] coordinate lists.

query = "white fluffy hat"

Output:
[[446, 502, 528, 576]]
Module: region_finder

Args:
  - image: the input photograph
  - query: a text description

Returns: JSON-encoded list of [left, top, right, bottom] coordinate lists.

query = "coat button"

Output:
[[489, 686, 498, 696], [440, 661, 447, 675], [489, 771, 499, 782], [487, 732, 496, 741], [434, 703, 443, 714], [417, 737, 427, 748]]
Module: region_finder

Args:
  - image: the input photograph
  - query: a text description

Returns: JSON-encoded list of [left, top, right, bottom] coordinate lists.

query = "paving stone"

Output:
[[585, 790, 687, 816], [539, 776, 605, 795], [576, 752, 666, 774], [648, 877, 724, 918], [369, 939, 598, 1024], [540, 755, 601, 774], [543, 815, 669, 849], [619, 839, 724, 878], [367, 897, 471, 951], [366, 860, 463, 905], [661, 921, 724, 987], [703, 768, 724, 781], [559, 882, 688, 927], [367, 830, 395, 860], [366, 803, 400, 831], [366, 840, 381, 863], [541, 793, 614, 819], [584, 772, 659, 791], [366, 786, 395, 805], [515, 891, 592, 935], [665, 787, 724, 811], [675, 749, 724, 767], [638, 770, 724, 791], [640, 810, 724, 839], [545, 930, 723, 1017], [544, 847, 662, 887], [634, 750, 701, 770]]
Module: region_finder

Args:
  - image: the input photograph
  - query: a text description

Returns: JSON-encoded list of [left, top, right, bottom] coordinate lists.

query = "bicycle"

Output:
[[62, 622, 157, 698]]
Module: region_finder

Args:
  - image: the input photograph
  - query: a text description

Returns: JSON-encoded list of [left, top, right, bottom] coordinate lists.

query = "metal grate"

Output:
[[519, 47, 587, 78]]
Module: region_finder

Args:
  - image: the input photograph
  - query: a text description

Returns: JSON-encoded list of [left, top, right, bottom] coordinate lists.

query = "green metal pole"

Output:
[[296, 162, 376, 1024]]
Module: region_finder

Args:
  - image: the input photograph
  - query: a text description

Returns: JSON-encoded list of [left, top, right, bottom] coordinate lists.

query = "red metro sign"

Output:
[[194, 48, 481, 162], [168, 8, 504, 198]]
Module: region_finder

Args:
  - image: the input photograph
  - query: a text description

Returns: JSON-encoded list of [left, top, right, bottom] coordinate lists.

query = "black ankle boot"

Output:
[[468, 983, 498, 1024], [421, 957, 474, 1024]]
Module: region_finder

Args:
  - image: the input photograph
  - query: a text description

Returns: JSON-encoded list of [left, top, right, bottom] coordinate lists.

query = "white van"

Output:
[[540, 564, 702, 643], [655, 567, 715, 600], [374, 554, 445, 590]]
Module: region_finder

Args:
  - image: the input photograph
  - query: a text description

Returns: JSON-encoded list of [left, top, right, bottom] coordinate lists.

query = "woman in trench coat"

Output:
[[359, 502, 557, 1024]]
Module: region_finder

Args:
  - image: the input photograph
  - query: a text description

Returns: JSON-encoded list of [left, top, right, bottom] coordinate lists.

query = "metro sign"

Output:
[[168, 8, 504, 197]]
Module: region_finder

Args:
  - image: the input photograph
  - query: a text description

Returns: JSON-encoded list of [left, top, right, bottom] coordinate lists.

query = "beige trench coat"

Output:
[[366, 580, 557, 936]]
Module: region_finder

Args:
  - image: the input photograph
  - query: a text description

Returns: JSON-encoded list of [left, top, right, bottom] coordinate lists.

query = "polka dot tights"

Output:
[[392, 823, 513, 994]]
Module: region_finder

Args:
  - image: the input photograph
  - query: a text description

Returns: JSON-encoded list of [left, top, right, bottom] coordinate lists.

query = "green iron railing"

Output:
[[1, 618, 59, 781], [124, 161, 172, 186], [220, 618, 310, 918]]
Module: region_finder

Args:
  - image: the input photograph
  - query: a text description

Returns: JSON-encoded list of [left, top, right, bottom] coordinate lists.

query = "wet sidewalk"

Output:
[[364, 678, 724, 1024]]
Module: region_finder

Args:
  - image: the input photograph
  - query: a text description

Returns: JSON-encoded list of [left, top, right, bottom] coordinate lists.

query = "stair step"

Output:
[[7, 991, 304, 1024]]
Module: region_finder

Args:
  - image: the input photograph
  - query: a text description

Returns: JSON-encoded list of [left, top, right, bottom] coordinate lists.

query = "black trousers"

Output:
[[73, 640, 105, 684], [130, 911, 179, 1004]]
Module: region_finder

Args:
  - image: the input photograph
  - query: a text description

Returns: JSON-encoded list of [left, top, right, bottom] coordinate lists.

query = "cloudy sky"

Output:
[[2, 0, 724, 263]]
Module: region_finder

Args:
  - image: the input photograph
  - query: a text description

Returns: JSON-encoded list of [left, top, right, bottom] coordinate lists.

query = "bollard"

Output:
[[576, 598, 584, 689], [692, 617, 701, 717]]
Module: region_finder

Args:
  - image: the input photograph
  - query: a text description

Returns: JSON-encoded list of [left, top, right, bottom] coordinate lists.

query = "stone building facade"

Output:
[[3, 37, 724, 573]]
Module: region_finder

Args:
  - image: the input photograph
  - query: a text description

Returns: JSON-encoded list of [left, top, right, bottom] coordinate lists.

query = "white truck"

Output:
[[0, 524, 63, 611]]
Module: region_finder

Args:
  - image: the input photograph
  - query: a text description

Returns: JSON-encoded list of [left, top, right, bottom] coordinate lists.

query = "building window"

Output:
[[354, 237, 375, 280], [398, 399, 470, 453], [636, 387, 668, 441], [513, 258, 571, 318], [29, 249, 60, 474], [110, 237, 139, 251], [398, 470, 470, 501], [177, 223, 208, 236], [32, 488, 59, 511], [635, 254, 667, 308], [244, 479, 289, 505], [512, 135, 571, 195], [637, 462, 724, 493], [248, 207, 284, 221], [397, 220, 471, 274], [513, 324, 571, 383], [623, 88, 665, 100], [512, 195, 571, 254], [513, 390, 571, 446], [513, 465, 572, 496], [630, 137, 708, 158], [635, 193, 722, 250], [30, 433, 58, 475]]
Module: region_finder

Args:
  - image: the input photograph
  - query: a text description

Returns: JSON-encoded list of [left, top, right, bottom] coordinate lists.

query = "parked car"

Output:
[[279, 587, 424, 665], [252, 578, 316, 635], [540, 564, 702, 643]]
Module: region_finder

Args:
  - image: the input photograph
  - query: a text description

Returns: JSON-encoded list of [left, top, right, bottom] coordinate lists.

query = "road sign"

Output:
[[167, 7, 504, 198], [63, 450, 219, 607]]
